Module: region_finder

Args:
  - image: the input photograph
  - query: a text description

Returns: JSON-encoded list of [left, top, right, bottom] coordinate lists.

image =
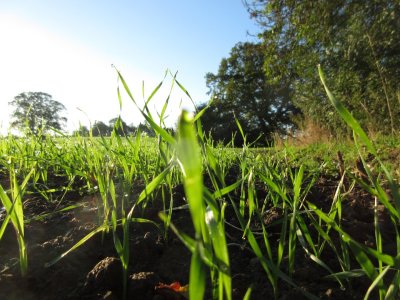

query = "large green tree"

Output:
[[91, 121, 111, 136], [72, 125, 89, 136], [200, 42, 299, 145], [244, 0, 400, 134], [108, 117, 134, 136], [9, 92, 67, 135]]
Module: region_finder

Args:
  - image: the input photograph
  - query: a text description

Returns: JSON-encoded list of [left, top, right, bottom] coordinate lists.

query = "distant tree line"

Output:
[[7, 92, 162, 137], [200, 0, 400, 145], [72, 118, 160, 137]]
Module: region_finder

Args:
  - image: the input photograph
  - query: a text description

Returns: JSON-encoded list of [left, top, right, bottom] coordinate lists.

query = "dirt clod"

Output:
[[83, 257, 122, 294]]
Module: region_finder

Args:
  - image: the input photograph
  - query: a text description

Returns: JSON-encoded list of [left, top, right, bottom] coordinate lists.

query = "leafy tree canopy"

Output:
[[91, 121, 111, 137], [9, 92, 67, 135], [244, 0, 400, 134], [200, 42, 300, 146], [109, 117, 135, 136], [72, 125, 90, 137], [88, 118, 158, 137]]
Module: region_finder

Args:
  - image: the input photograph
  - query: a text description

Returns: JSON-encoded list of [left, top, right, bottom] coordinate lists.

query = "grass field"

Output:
[[0, 70, 399, 300]]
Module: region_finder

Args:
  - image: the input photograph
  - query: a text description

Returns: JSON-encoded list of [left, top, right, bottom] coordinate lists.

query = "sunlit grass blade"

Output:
[[364, 265, 391, 300], [385, 271, 400, 299], [117, 86, 123, 110], [27, 204, 82, 222], [133, 163, 173, 210], [114, 67, 176, 145], [159, 70, 175, 122], [177, 110, 205, 236], [228, 196, 318, 299], [309, 202, 398, 265], [114, 67, 136, 105], [242, 287, 252, 300], [319, 65, 400, 214], [0, 212, 12, 240], [145, 79, 164, 108], [0, 167, 34, 276], [342, 234, 380, 287], [234, 114, 246, 144], [193, 98, 214, 122], [143, 113, 176, 145], [318, 65, 375, 155], [189, 241, 206, 300], [212, 179, 242, 199], [159, 212, 195, 251], [205, 205, 232, 300], [288, 165, 304, 275], [159, 212, 214, 266], [45, 224, 108, 267], [297, 226, 345, 288], [308, 202, 399, 298], [174, 78, 197, 110]]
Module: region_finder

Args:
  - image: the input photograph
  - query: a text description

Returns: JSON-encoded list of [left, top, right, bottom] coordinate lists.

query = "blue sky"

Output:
[[0, 1, 260, 133]]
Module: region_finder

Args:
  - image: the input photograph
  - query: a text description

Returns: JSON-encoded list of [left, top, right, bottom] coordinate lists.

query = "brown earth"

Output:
[[0, 173, 397, 300]]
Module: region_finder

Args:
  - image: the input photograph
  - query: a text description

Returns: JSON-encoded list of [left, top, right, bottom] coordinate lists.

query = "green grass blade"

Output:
[[145, 80, 164, 108], [234, 115, 246, 142], [325, 269, 366, 280], [117, 86, 123, 110], [309, 202, 398, 266], [114, 68, 175, 145], [205, 205, 231, 299], [135, 163, 173, 208], [159, 212, 195, 252], [193, 99, 214, 122], [142, 114, 176, 145], [318, 65, 375, 155], [0, 168, 34, 276], [45, 224, 108, 267], [189, 241, 206, 300], [0, 213, 11, 240], [385, 271, 400, 300], [342, 234, 379, 282], [115, 68, 136, 105], [242, 287, 252, 300], [364, 265, 390, 300], [0, 184, 13, 224], [177, 110, 204, 236], [212, 179, 242, 199], [175, 78, 196, 110], [27, 204, 82, 222]]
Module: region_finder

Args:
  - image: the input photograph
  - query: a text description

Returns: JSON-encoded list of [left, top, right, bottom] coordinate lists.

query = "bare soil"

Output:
[[0, 173, 397, 300]]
